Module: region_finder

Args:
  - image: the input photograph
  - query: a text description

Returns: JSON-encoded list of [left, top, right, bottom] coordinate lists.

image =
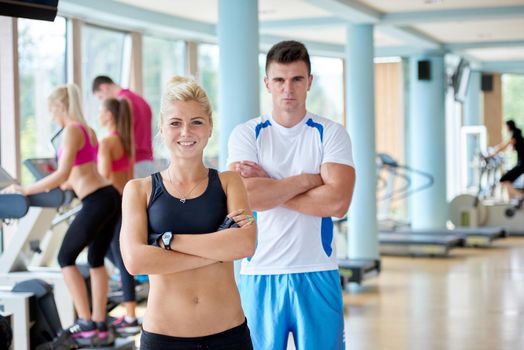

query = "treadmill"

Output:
[[333, 218, 381, 286], [389, 226, 507, 247], [379, 232, 464, 257], [0, 165, 136, 350], [338, 258, 381, 286], [377, 153, 503, 255]]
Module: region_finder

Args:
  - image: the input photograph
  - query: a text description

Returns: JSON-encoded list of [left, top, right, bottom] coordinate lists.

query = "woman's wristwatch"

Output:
[[160, 231, 174, 250]]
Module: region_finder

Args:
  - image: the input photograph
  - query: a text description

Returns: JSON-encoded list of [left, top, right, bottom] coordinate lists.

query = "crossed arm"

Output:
[[120, 172, 257, 276], [167, 171, 256, 261], [120, 179, 216, 275], [230, 160, 355, 218]]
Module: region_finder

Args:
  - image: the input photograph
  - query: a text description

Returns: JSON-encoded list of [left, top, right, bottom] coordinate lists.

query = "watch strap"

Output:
[[148, 233, 162, 247]]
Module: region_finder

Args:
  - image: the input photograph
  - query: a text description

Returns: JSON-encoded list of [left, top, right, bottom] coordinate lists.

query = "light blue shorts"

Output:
[[238, 270, 346, 350]]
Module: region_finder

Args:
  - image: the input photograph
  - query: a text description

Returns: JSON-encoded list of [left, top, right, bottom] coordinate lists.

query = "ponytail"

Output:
[[103, 98, 134, 158], [117, 98, 134, 158]]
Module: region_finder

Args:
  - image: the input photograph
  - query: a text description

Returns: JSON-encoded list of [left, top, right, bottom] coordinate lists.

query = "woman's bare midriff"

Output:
[[143, 261, 245, 337], [68, 163, 110, 199]]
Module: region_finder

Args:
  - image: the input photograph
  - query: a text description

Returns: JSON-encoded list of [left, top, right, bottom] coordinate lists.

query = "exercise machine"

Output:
[[377, 153, 505, 255], [376, 154, 463, 256], [333, 218, 381, 286], [450, 152, 523, 236], [0, 164, 78, 326], [338, 258, 381, 287], [0, 166, 136, 349]]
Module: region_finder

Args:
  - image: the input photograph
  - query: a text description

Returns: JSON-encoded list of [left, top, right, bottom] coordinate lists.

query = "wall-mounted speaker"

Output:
[[0, 1, 59, 22], [481, 74, 493, 92], [418, 60, 431, 80]]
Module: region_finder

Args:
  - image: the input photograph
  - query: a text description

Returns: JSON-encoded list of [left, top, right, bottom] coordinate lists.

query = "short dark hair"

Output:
[[506, 119, 523, 140], [506, 119, 517, 132], [265, 40, 311, 75], [92, 76, 115, 93]]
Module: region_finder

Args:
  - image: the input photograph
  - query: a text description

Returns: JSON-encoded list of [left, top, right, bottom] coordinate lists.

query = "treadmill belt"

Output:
[[379, 232, 462, 246]]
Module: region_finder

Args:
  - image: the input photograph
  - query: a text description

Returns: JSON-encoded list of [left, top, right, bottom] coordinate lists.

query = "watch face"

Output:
[[164, 232, 172, 239]]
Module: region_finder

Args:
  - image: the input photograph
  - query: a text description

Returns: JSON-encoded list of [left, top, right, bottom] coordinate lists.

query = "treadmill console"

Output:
[[24, 158, 75, 206], [24, 158, 57, 181]]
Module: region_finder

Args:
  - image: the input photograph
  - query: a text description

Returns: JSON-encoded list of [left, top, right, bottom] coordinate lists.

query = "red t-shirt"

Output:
[[118, 89, 153, 162]]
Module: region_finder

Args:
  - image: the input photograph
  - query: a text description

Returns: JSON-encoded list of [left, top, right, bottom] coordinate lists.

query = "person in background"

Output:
[[3, 84, 120, 347], [491, 119, 524, 202], [92, 76, 155, 177], [97, 97, 140, 335]]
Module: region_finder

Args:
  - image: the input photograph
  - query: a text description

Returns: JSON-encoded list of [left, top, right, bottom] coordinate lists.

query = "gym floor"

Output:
[[347, 237, 524, 350], [112, 237, 524, 350]]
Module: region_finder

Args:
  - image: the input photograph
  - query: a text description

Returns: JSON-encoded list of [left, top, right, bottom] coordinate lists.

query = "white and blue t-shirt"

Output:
[[227, 112, 354, 275]]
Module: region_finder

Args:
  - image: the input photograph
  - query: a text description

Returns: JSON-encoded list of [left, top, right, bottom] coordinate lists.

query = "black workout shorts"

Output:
[[140, 319, 253, 350], [500, 165, 524, 183]]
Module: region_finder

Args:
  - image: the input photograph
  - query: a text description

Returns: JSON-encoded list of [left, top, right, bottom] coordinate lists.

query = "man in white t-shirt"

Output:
[[227, 40, 355, 350]]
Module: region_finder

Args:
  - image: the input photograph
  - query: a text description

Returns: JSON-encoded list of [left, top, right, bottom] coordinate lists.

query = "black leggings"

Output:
[[106, 216, 136, 302], [140, 320, 253, 350], [500, 165, 524, 183], [57, 186, 120, 268]]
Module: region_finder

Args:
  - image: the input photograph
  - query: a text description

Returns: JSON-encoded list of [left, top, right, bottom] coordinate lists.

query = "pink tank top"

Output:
[[110, 131, 131, 172], [57, 123, 98, 166]]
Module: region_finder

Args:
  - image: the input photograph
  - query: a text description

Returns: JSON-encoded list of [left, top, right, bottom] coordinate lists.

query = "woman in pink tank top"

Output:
[[97, 97, 140, 334], [98, 98, 134, 193], [2, 84, 121, 346]]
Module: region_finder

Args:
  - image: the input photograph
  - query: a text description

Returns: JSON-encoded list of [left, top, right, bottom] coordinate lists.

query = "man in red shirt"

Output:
[[92, 76, 155, 177]]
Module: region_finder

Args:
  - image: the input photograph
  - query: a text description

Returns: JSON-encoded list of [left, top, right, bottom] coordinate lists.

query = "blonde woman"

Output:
[[97, 97, 139, 334], [120, 76, 256, 349], [4, 84, 120, 347]]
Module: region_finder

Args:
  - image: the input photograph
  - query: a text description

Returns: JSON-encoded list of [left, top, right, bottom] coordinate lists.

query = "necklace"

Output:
[[167, 167, 208, 203]]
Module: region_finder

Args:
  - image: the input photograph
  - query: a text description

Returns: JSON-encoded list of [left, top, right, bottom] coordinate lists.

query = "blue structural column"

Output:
[[346, 24, 379, 259], [464, 71, 481, 126], [217, 0, 259, 170], [408, 55, 447, 229]]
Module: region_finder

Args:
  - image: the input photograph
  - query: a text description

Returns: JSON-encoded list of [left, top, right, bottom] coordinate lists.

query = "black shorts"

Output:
[[500, 165, 524, 183], [140, 319, 253, 350]]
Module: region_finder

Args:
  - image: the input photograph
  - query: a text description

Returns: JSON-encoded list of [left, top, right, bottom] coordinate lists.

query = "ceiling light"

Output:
[[424, 0, 443, 4]]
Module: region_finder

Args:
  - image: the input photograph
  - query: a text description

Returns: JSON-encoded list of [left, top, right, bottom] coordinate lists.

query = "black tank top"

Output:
[[147, 169, 228, 236]]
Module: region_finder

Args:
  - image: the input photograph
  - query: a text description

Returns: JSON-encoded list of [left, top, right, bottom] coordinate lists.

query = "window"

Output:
[[143, 36, 185, 160], [308, 56, 344, 125], [503, 74, 524, 126], [198, 44, 220, 168], [259, 53, 272, 115], [82, 24, 126, 131], [18, 16, 67, 184], [259, 55, 344, 125]]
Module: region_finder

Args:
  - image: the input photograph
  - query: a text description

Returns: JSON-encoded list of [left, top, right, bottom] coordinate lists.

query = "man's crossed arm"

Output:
[[230, 160, 355, 218]]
